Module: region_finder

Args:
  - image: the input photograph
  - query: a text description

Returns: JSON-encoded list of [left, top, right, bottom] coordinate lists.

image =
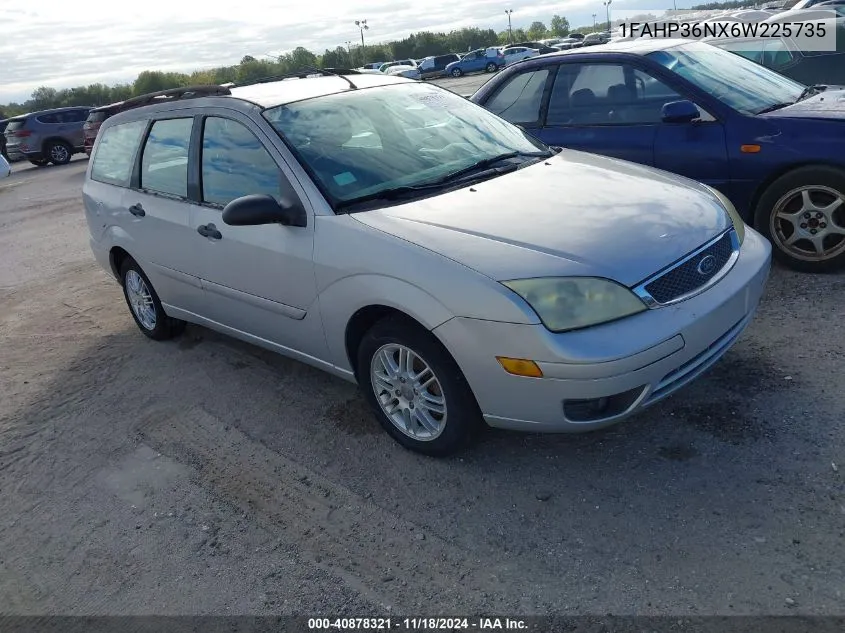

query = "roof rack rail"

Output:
[[119, 85, 231, 109], [233, 67, 359, 90]]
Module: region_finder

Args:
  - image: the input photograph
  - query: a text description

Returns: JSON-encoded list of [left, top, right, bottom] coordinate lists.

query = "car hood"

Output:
[[760, 88, 845, 120], [352, 150, 731, 286]]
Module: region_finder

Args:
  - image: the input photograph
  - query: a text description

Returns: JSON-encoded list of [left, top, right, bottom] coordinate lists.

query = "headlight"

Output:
[[704, 185, 745, 245], [502, 277, 647, 333]]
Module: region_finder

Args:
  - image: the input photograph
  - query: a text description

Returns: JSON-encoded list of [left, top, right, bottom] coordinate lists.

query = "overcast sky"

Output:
[[0, 0, 685, 103]]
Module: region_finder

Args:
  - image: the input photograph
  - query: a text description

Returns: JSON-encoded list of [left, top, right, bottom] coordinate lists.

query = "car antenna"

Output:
[[303, 66, 359, 90]]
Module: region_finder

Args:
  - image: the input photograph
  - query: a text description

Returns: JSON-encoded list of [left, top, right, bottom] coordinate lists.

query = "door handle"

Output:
[[197, 223, 222, 240], [128, 203, 145, 217]]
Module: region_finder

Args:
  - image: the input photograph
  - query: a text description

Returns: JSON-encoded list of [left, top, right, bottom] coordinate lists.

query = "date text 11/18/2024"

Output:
[[307, 617, 528, 630]]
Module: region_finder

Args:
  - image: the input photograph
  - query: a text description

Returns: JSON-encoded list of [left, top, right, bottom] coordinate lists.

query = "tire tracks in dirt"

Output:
[[136, 405, 556, 614]]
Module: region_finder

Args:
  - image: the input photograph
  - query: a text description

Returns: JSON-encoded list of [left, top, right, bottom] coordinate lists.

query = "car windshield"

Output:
[[263, 82, 548, 209], [647, 42, 804, 115]]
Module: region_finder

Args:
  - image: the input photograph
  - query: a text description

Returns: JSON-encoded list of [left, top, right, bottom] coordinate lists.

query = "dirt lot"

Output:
[[1, 157, 844, 617]]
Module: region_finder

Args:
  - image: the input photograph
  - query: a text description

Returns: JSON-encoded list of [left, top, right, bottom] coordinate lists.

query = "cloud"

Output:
[[1, 0, 654, 103]]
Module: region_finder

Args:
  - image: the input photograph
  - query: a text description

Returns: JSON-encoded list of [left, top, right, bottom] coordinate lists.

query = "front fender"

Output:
[[318, 274, 455, 372]]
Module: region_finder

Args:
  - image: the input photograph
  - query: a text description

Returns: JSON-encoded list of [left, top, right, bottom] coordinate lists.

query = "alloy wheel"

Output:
[[369, 343, 447, 441], [125, 270, 157, 331], [50, 144, 69, 163], [770, 185, 845, 262]]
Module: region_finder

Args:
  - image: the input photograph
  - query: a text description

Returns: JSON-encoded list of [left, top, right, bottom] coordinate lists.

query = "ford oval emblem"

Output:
[[697, 254, 717, 276]]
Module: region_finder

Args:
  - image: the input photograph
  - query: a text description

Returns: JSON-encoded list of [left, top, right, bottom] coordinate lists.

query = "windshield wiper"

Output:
[[756, 102, 793, 115], [797, 84, 828, 101], [432, 151, 551, 184], [756, 84, 829, 115], [334, 151, 551, 212]]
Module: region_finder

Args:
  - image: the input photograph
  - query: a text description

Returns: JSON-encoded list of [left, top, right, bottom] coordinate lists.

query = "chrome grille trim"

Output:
[[632, 228, 740, 308]]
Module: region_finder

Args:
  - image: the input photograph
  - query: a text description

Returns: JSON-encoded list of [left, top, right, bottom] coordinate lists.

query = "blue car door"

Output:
[[465, 51, 484, 72]]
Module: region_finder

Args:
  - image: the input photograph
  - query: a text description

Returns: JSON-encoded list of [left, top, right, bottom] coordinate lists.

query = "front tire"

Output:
[[357, 316, 482, 456], [754, 166, 845, 273], [451, 68, 463, 77], [120, 258, 186, 340], [46, 141, 72, 165]]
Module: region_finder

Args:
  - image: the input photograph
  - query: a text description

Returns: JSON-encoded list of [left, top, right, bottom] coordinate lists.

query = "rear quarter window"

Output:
[[36, 114, 59, 124], [87, 111, 110, 124], [5, 119, 28, 132], [90, 119, 148, 187]]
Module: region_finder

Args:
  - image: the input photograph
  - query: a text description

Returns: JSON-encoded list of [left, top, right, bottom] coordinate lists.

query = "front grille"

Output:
[[644, 231, 734, 304]]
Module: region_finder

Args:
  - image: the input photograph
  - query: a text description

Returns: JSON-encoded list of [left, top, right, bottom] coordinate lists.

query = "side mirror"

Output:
[[662, 100, 701, 124], [222, 194, 307, 228]]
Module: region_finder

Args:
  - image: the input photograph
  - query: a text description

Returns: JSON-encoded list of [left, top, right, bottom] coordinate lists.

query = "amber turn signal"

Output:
[[740, 144, 761, 153], [496, 357, 544, 378]]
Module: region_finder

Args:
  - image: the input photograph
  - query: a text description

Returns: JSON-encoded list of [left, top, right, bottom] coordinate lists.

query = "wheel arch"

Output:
[[41, 136, 73, 154], [319, 274, 456, 380], [345, 305, 430, 380], [108, 245, 133, 280]]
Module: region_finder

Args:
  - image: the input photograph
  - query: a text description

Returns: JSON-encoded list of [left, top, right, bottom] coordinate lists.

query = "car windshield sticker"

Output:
[[334, 172, 357, 186]]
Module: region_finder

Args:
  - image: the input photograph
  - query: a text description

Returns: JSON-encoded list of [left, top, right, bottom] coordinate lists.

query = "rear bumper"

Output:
[[433, 228, 772, 432], [5, 147, 29, 161]]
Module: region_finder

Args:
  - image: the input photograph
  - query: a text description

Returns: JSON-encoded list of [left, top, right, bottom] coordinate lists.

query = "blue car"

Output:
[[445, 49, 505, 77], [471, 40, 845, 272]]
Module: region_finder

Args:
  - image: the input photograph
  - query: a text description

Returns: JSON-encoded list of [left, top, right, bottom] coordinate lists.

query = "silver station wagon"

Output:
[[83, 71, 772, 456]]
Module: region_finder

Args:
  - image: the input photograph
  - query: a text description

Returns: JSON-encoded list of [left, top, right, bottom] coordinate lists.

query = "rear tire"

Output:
[[485, 62, 498, 72], [120, 258, 186, 340], [357, 315, 482, 457], [754, 166, 845, 273], [46, 141, 72, 165]]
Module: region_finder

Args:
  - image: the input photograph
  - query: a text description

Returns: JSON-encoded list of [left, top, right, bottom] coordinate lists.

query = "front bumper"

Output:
[[432, 227, 772, 432]]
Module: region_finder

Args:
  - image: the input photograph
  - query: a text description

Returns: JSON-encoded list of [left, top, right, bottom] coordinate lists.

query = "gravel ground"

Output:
[[1, 156, 844, 617]]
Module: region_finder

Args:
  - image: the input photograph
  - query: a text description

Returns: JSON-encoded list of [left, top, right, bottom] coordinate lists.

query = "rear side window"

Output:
[[90, 119, 147, 187], [86, 111, 110, 124], [140, 118, 193, 198], [36, 114, 58, 124], [5, 119, 27, 132], [201, 117, 285, 206], [65, 110, 89, 123]]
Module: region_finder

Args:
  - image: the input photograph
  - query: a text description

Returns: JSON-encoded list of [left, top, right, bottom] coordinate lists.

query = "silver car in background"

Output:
[[82, 73, 771, 456]]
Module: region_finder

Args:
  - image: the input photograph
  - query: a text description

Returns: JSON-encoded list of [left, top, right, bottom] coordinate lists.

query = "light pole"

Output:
[[592, 13, 597, 28], [505, 9, 514, 43], [354, 19, 369, 64], [603, 0, 612, 31]]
